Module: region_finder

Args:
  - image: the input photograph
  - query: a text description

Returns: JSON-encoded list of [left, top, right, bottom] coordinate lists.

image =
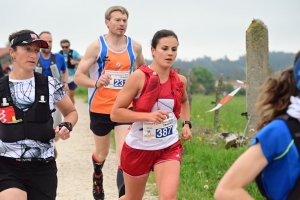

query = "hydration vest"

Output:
[[0, 73, 55, 143], [255, 114, 300, 200], [59, 49, 75, 69], [133, 65, 184, 119], [36, 53, 60, 80]]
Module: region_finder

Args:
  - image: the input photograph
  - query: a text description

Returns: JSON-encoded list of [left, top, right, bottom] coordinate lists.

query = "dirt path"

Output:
[[55, 98, 158, 200]]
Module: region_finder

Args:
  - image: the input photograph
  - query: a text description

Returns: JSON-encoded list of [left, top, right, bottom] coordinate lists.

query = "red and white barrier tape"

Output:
[[206, 80, 245, 113]]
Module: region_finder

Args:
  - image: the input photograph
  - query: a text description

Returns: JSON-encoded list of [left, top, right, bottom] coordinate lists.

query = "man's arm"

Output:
[[74, 39, 100, 88], [132, 40, 146, 68], [70, 50, 82, 65]]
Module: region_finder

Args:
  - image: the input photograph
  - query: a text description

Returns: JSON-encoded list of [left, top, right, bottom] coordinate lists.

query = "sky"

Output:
[[0, 0, 299, 61]]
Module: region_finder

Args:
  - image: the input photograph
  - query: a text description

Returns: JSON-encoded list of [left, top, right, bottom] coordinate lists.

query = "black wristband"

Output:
[[58, 122, 73, 132]]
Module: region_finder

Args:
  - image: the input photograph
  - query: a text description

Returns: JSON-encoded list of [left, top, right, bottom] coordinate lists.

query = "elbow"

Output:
[[110, 110, 118, 122], [214, 186, 232, 200], [214, 188, 223, 200], [74, 73, 80, 85]]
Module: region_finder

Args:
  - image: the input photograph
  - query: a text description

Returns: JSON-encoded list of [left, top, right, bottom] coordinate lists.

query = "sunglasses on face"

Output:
[[61, 46, 69, 49]]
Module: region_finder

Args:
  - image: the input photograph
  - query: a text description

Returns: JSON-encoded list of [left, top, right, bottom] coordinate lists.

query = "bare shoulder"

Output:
[[83, 39, 101, 60], [88, 39, 101, 53], [132, 39, 142, 53], [131, 68, 145, 79], [178, 74, 187, 84]]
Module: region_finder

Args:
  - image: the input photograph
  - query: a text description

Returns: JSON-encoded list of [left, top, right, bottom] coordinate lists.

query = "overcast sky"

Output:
[[0, 0, 298, 61]]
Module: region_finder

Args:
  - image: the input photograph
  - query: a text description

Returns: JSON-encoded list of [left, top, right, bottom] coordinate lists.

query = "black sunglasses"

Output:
[[61, 46, 69, 49]]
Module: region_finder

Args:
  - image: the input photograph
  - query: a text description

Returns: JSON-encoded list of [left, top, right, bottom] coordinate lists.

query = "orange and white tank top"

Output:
[[88, 35, 136, 114]]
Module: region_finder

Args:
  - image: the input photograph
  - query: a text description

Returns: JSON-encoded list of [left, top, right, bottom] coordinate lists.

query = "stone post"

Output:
[[246, 19, 269, 136], [214, 74, 223, 129]]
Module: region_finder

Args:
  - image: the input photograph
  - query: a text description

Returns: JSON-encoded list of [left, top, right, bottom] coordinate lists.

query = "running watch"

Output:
[[59, 122, 73, 132], [182, 121, 192, 129]]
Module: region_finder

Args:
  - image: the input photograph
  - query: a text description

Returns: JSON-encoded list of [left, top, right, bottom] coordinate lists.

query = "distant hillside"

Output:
[[146, 51, 295, 80]]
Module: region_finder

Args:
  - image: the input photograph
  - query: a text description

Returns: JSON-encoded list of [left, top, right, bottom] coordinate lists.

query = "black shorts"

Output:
[[0, 157, 57, 200], [90, 111, 132, 136]]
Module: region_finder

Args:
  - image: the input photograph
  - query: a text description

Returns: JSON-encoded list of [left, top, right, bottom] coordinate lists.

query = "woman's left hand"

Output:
[[54, 126, 70, 140], [181, 126, 192, 141]]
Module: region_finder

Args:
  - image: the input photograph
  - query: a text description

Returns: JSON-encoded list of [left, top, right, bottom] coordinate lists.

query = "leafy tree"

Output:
[[191, 67, 215, 95], [237, 87, 246, 96], [222, 83, 234, 95]]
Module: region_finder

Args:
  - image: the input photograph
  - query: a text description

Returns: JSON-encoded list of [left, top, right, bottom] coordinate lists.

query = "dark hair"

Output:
[[294, 50, 300, 66], [8, 29, 34, 50], [256, 66, 300, 130], [151, 29, 178, 48], [60, 39, 70, 46], [39, 31, 51, 37]]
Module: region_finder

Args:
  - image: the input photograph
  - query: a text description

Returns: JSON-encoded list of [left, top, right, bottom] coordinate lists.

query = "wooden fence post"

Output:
[[214, 74, 223, 129]]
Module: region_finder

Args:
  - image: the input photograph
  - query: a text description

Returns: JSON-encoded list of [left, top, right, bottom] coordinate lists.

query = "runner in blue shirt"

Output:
[[59, 39, 81, 105], [215, 52, 300, 200]]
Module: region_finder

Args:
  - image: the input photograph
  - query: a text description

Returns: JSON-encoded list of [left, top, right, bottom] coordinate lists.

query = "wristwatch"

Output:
[[182, 121, 192, 129], [59, 122, 73, 132]]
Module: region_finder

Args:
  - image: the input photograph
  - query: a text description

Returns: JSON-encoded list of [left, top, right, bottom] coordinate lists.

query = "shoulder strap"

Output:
[[0, 76, 11, 105], [50, 53, 56, 65], [137, 65, 154, 95], [169, 69, 184, 119], [282, 116, 300, 200], [69, 49, 73, 58], [37, 53, 56, 68], [138, 65, 153, 77]]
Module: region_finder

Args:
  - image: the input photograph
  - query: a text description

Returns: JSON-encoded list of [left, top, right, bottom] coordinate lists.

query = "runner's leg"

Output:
[[119, 173, 149, 200], [0, 188, 26, 200], [114, 125, 131, 197], [153, 160, 180, 200], [92, 133, 110, 200]]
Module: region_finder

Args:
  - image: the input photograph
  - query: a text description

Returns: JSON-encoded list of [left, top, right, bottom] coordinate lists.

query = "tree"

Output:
[[222, 83, 234, 95], [191, 67, 215, 95]]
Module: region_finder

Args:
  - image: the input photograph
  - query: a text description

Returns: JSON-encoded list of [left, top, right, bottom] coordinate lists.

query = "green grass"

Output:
[[179, 139, 263, 200], [75, 86, 88, 103], [190, 95, 247, 133]]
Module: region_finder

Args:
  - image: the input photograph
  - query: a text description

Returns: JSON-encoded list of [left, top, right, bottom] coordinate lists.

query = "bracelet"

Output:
[[95, 79, 98, 88]]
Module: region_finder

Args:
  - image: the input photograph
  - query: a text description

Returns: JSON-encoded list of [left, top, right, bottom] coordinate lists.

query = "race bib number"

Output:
[[104, 70, 129, 89], [142, 116, 174, 141]]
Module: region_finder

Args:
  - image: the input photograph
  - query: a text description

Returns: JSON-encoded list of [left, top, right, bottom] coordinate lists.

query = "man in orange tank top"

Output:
[[74, 6, 145, 200]]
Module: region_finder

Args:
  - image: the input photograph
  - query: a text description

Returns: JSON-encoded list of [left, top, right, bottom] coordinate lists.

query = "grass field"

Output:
[[75, 87, 264, 199], [176, 95, 264, 200]]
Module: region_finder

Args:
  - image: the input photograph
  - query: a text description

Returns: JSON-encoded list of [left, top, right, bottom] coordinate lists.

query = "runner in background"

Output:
[[59, 39, 81, 105], [38, 31, 68, 128], [74, 5, 145, 199]]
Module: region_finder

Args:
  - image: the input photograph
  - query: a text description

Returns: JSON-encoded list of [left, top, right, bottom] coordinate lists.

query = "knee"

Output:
[[159, 192, 177, 200], [94, 148, 109, 159]]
